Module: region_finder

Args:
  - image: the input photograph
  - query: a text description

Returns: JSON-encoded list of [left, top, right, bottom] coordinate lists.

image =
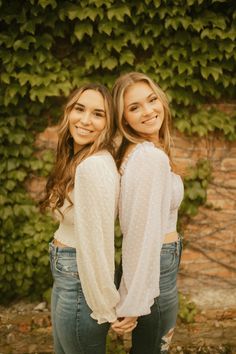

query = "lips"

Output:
[[142, 116, 157, 125], [75, 126, 93, 135]]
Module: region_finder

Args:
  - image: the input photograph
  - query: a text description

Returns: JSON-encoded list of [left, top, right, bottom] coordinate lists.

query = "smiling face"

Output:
[[123, 81, 165, 141], [68, 89, 107, 153]]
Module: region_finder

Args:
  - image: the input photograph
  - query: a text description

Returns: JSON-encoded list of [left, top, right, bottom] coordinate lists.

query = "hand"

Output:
[[112, 317, 138, 335]]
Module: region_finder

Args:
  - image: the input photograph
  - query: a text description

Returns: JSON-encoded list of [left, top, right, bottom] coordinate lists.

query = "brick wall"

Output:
[[29, 126, 236, 304], [172, 130, 236, 300]]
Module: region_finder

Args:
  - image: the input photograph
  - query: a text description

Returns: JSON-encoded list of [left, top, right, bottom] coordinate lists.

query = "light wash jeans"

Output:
[[49, 242, 110, 354], [129, 237, 182, 354]]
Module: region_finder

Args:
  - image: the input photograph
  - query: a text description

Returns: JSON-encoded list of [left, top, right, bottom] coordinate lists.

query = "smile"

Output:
[[142, 116, 157, 125], [75, 126, 93, 135]]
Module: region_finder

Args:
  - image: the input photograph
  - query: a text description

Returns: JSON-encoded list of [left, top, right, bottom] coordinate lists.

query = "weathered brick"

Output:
[[35, 126, 58, 149], [221, 158, 236, 171]]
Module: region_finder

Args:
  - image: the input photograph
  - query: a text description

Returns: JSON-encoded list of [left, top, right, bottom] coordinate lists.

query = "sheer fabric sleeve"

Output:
[[117, 144, 172, 317], [74, 156, 120, 324]]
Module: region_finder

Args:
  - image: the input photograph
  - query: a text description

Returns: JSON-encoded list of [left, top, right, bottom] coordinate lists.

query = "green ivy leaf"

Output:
[[38, 0, 57, 9], [201, 66, 222, 81], [13, 36, 36, 51], [107, 5, 131, 22], [98, 21, 113, 35], [102, 57, 118, 70], [119, 50, 135, 65], [1, 72, 10, 84], [74, 22, 93, 40]]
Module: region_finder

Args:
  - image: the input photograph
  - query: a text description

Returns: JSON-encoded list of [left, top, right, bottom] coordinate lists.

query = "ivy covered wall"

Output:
[[0, 0, 235, 300]]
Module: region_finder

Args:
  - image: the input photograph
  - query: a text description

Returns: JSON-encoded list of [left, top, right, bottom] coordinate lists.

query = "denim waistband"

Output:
[[49, 241, 76, 257]]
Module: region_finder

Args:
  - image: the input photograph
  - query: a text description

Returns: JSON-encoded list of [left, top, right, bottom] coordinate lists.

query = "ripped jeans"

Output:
[[130, 238, 182, 354]]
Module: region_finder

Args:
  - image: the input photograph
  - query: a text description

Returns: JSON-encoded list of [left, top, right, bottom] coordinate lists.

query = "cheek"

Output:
[[68, 112, 77, 126], [94, 119, 106, 132], [124, 112, 137, 126]]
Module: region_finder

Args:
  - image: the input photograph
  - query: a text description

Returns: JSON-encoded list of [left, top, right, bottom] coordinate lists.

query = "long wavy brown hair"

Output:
[[112, 72, 179, 173], [41, 83, 116, 214]]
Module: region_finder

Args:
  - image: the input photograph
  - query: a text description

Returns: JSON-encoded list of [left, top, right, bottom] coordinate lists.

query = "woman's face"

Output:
[[69, 89, 107, 153], [123, 81, 164, 140]]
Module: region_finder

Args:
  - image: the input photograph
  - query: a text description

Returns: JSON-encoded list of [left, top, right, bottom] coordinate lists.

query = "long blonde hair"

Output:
[[112, 72, 177, 171], [41, 83, 116, 213]]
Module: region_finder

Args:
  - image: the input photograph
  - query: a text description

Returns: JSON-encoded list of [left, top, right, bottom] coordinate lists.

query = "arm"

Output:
[[74, 155, 120, 324], [116, 144, 172, 317]]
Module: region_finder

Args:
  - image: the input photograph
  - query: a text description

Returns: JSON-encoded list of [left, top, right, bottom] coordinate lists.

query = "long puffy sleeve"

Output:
[[74, 155, 120, 324], [117, 142, 172, 317]]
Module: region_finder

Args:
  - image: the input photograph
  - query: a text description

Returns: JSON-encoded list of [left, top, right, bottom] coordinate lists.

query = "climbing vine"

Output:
[[180, 159, 212, 218], [0, 115, 56, 301]]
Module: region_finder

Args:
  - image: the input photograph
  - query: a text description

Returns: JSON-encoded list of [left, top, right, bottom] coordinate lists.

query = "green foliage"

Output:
[[179, 159, 212, 218], [178, 293, 197, 324], [0, 0, 235, 139], [0, 115, 57, 301], [106, 335, 127, 354], [175, 108, 236, 141]]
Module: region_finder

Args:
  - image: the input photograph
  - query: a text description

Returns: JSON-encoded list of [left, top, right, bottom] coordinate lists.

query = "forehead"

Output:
[[124, 81, 154, 104], [76, 89, 105, 109]]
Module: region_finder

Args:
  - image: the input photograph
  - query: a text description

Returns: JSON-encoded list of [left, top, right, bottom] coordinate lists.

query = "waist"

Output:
[[49, 240, 76, 257], [53, 231, 179, 249], [52, 239, 73, 248], [163, 231, 178, 244]]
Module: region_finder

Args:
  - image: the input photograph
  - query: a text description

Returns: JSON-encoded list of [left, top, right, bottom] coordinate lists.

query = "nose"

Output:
[[142, 103, 152, 116], [80, 112, 91, 125]]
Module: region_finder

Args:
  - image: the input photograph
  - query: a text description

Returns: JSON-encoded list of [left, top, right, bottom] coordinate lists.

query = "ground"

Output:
[[0, 296, 235, 354]]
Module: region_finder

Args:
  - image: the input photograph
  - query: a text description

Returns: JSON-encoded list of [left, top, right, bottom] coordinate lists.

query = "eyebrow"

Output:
[[127, 93, 155, 108], [75, 103, 105, 113]]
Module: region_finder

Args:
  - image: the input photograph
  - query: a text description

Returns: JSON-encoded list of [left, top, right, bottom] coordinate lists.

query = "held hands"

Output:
[[112, 317, 138, 336]]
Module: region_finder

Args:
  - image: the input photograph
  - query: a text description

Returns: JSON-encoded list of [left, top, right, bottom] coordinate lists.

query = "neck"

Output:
[[73, 144, 84, 154]]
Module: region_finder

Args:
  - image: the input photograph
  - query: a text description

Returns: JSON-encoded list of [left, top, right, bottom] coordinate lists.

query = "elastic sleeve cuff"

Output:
[[90, 310, 117, 324]]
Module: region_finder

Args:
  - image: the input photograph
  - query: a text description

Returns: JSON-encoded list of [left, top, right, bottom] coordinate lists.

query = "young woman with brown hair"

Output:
[[41, 83, 121, 354]]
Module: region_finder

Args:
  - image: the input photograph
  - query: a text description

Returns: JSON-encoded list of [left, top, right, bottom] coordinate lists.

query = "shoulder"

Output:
[[75, 152, 118, 179], [129, 142, 170, 168]]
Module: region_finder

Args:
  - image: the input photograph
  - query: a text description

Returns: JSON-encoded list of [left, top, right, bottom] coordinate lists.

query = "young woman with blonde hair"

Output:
[[41, 83, 121, 354], [111, 72, 184, 353]]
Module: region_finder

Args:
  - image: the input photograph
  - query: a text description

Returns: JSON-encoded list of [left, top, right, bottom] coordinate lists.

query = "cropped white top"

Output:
[[54, 153, 120, 324], [116, 142, 184, 317]]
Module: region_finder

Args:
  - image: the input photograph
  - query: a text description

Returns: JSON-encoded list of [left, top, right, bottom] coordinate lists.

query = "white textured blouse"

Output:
[[54, 153, 120, 324], [117, 142, 184, 317]]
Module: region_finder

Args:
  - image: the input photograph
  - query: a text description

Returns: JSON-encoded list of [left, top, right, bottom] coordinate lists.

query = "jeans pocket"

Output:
[[160, 250, 176, 275], [55, 256, 79, 278]]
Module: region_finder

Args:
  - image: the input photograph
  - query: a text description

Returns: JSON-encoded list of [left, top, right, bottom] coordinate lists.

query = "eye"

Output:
[[75, 105, 84, 112], [94, 112, 105, 118], [150, 96, 157, 103], [129, 105, 138, 112]]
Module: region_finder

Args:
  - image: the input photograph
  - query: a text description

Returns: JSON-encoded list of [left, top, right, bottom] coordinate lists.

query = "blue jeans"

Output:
[[129, 238, 182, 354], [49, 242, 110, 354]]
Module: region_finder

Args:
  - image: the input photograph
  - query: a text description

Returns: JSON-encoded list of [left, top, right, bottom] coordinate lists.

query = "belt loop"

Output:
[[176, 238, 180, 257]]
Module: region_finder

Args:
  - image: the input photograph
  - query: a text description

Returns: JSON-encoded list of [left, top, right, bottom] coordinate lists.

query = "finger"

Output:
[[117, 323, 136, 330], [111, 320, 121, 327], [124, 323, 138, 333], [113, 319, 138, 329], [112, 328, 124, 336], [112, 318, 134, 328]]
